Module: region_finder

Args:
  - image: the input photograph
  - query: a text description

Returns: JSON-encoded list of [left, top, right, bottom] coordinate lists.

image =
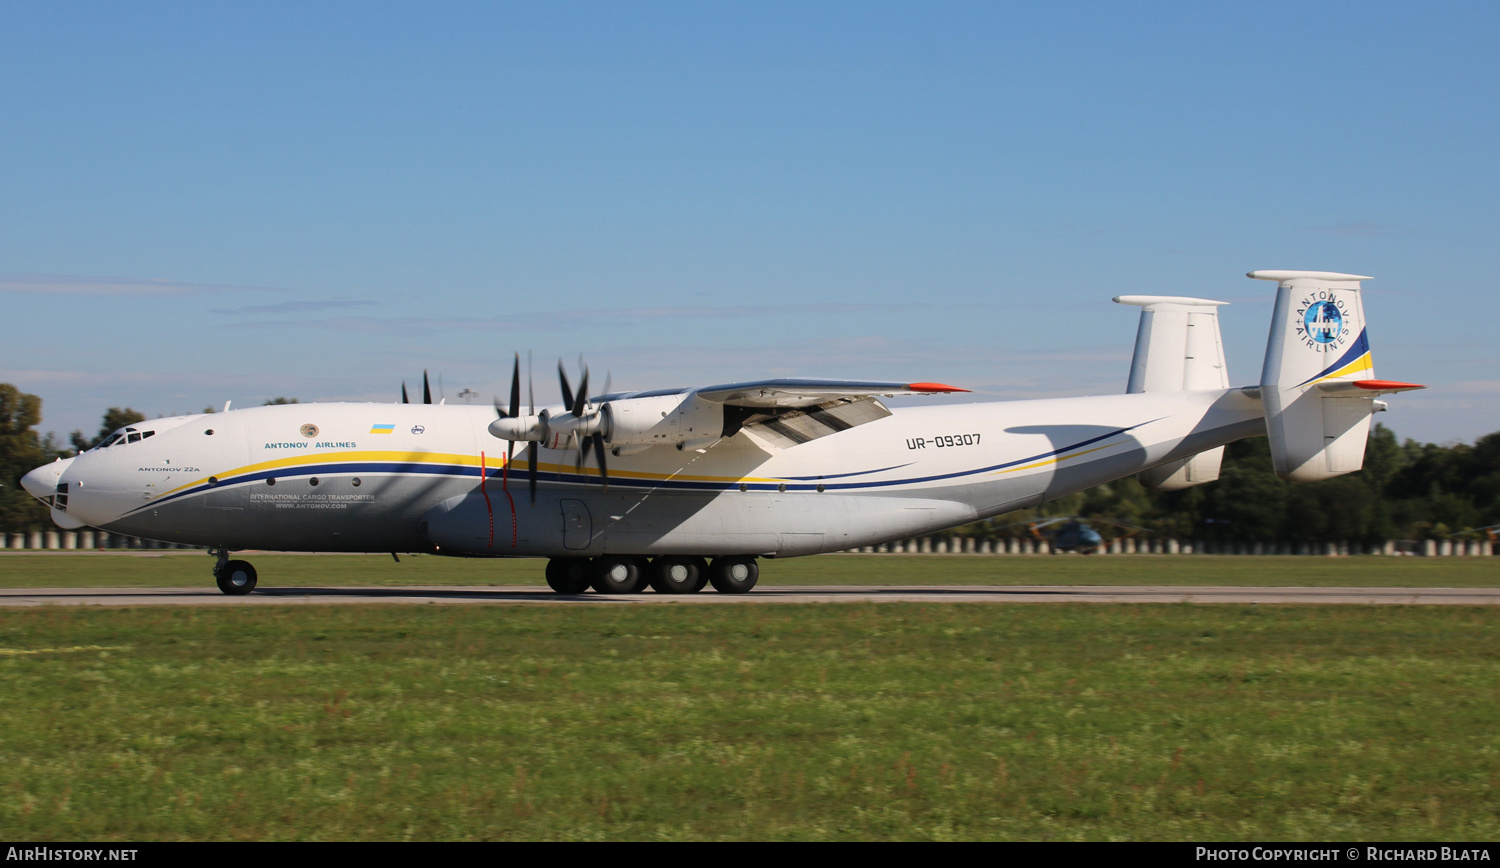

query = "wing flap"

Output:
[[734, 397, 893, 448], [695, 378, 966, 409]]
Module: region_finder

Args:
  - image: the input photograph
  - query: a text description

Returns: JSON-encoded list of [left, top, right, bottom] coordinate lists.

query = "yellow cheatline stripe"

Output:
[[1309, 351, 1374, 385], [154, 450, 792, 501], [0, 645, 129, 656], [986, 442, 1119, 477], [154, 450, 485, 500]]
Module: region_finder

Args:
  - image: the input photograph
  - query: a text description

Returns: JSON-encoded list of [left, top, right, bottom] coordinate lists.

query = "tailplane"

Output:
[[1251, 270, 1423, 482]]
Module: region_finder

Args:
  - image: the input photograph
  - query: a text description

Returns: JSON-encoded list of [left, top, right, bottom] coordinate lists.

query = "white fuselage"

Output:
[[40, 388, 1265, 557]]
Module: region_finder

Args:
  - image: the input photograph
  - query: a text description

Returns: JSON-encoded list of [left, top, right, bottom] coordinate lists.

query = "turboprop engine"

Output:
[[598, 392, 723, 452], [489, 392, 724, 453], [485, 355, 730, 502]]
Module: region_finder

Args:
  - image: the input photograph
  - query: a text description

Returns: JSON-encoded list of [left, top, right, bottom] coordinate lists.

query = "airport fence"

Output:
[[0, 530, 206, 551], [0, 530, 1492, 556], [843, 536, 1495, 557]]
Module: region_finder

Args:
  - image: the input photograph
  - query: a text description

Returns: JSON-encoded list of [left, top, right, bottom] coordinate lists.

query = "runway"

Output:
[[1, 585, 1498, 607]]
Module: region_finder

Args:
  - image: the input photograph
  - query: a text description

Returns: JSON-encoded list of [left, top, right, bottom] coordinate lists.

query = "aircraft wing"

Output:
[[693, 378, 967, 408], [691, 379, 967, 448]]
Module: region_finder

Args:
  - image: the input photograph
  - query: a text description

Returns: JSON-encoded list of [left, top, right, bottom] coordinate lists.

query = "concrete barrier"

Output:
[[0, 527, 1467, 558]]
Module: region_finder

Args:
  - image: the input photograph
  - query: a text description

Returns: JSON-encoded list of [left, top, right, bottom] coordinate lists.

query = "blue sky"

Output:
[[3, 1, 1496, 444]]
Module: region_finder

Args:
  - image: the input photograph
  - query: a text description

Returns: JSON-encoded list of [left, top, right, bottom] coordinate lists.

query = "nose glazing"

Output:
[[20, 458, 71, 501]]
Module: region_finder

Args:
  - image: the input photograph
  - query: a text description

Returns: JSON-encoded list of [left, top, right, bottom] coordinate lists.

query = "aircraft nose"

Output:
[[20, 457, 73, 500]]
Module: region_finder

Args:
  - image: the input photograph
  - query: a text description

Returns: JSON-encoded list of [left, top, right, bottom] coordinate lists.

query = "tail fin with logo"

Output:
[[1251, 270, 1423, 482]]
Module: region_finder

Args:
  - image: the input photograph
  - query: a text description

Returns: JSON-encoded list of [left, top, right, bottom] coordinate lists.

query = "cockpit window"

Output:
[[93, 427, 155, 450]]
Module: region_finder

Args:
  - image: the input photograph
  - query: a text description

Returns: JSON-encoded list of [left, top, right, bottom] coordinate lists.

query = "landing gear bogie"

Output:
[[544, 554, 758, 595]]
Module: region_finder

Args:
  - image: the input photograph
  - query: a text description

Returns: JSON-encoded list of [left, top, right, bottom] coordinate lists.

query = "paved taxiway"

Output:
[[1, 585, 1497, 607]]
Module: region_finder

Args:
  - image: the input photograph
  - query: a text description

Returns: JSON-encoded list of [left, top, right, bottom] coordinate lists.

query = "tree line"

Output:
[[2, 383, 1494, 542]]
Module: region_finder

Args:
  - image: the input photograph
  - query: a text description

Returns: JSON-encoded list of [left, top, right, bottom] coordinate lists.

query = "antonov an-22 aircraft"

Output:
[[22, 270, 1422, 596]]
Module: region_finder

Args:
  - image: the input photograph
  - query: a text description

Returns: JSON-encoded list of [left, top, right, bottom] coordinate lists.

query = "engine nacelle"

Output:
[[600, 393, 723, 449]]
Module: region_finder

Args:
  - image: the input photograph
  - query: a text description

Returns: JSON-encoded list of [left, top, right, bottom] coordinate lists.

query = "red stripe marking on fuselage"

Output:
[[479, 451, 495, 549]]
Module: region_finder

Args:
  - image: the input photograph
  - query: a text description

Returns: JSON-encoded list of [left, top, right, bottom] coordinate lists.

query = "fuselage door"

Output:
[[561, 499, 592, 551]]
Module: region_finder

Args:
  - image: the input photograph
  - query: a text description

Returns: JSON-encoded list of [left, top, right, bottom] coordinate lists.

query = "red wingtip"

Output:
[[1352, 379, 1426, 391], [908, 382, 970, 393]]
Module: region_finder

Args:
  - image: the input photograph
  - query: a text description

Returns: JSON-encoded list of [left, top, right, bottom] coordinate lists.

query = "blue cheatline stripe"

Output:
[[126, 419, 1160, 517], [780, 463, 913, 481], [122, 461, 484, 516], [1295, 328, 1370, 387]]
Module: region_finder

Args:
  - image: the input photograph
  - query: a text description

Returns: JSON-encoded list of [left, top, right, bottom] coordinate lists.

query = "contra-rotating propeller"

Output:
[[489, 354, 609, 502], [400, 371, 435, 404], [555, 359, 610, 491]]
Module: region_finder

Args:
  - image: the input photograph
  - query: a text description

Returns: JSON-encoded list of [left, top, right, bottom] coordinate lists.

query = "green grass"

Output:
[[0, 604, 1497, 840], [0, 551, 1496, 589]]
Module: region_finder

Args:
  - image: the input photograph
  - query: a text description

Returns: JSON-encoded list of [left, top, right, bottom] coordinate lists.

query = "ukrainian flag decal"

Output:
[[370, 423, 395, 434]]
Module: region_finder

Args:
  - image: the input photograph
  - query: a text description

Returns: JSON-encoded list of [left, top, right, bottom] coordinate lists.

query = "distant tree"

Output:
[[0, 384, 52, 531], [69, 407, 147, 452], [264, 397, 300, 405]]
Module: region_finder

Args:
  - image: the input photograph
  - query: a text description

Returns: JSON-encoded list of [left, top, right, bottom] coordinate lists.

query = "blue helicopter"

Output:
[[998, 516, 1151, 554]]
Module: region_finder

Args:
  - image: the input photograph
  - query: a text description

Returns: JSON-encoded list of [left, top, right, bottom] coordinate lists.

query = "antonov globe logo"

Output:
[[1295, 292, 1351, 351], [1303, 301, 1343, 344]]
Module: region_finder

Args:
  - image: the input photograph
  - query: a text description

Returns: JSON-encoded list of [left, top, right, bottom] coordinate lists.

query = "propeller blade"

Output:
[[528, 441, 538, 503], [493, 395, 508, 418], [401, 382, 409, 404], [592, 435, 609, 489], [527, 350, 534, 415], [508, 352, 521, 419], [557, 359, 574, 411], [573, 367, 589, 417], [423, 370, 432, 405]]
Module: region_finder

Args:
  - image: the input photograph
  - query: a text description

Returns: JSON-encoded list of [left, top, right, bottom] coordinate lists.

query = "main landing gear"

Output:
[[211, 548, 257, 596], [545, 555, 759, 595]]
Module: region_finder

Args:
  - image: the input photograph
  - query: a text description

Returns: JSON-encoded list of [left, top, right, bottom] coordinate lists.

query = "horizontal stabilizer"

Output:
[[1315, 379, 1425, 396]]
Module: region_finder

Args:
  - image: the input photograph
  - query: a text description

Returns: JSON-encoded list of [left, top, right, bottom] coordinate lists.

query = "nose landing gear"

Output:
[[210, 548, 258, 595]]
